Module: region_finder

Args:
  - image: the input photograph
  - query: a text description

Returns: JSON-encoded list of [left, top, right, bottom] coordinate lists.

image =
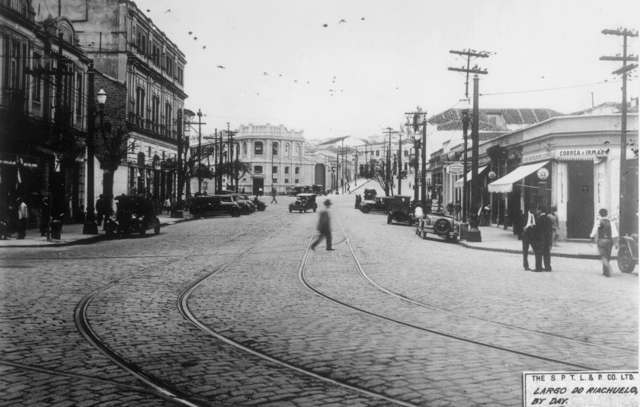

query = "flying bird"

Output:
[[146, 8, 150, 12], [194, 37, 198, 40], [322, 23, 328, 28], [279, 73, 283, 77], [188, 31, 193, 35], [202, 45, 207, 50], [361, 17, 365, 21], [165, 8, 171, 13], [216, 65, 226, 69], [338, 19, 347, 24]]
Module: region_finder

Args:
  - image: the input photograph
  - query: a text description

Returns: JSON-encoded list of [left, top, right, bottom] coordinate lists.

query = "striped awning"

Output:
[[488, 161, 549, 193], [454, 166, 487, 187]]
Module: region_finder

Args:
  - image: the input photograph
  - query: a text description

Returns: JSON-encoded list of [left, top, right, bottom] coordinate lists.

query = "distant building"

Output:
[[34, 0, 187, 204]]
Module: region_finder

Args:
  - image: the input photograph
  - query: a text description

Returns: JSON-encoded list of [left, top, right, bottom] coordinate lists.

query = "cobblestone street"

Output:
[[1, 194, 637, 406]]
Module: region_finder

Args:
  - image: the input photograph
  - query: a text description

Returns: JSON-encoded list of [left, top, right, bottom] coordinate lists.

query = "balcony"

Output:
[[127, 113, 177, 144]]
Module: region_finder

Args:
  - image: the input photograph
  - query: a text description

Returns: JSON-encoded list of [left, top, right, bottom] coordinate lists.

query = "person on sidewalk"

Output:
[[311, 199, 333, 251], [549, 205, 560, 247], [590, 208, 618, 277], [270, 187, 278, 204], [532, 207, 553, 272], [40, 196, 50, 239], [521, 207, 536, 270], [96, 194, 106, 226], [16, 197, 28, 239]]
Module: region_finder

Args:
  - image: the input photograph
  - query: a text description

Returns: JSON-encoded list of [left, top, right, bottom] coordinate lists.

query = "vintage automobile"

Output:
[[312, 184, 327, 195], [289, 193, 318, 213], [104, 195, 161, 236], [189, 195, 241, 218], [386, 196, 417, 225], [232, 194, 256, 214], [251, 195, 267, 211], [360, 196, 389, 213], [415, 210, 459, 242]]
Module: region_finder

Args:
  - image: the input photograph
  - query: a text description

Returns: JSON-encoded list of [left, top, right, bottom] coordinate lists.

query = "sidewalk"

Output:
[[460, 225, 606, 260], [0, 215, 189, 248]]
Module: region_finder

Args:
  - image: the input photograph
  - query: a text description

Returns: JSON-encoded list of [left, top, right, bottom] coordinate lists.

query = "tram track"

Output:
[[300, 224, 599, 371], [338, 221, 637, 354]]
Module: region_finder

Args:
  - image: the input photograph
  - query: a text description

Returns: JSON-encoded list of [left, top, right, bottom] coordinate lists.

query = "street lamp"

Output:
[[82, 78, 106, 234]]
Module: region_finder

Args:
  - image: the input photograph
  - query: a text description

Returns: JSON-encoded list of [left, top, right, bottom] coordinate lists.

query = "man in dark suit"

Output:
[[311, 199, 333, 251], [533, 207, 553, 272]]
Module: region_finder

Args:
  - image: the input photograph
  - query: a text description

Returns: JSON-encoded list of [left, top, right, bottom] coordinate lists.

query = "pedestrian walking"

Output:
[[270, 187, 278, 204], [16, 197, 28, 239], [532, 207, 553, 272], [590, 208, 618, 277], [40, 196, 50, 239], [521, 207, 536, 270], [310, 199, 333, 251]]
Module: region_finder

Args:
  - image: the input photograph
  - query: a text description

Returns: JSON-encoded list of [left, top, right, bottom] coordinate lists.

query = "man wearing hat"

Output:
[[311, 199, 334, 251]]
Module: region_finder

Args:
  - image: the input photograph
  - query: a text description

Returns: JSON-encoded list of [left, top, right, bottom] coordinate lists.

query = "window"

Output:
[[177, 66, 183, 85], [295, 167, 299, 174], [404, 150, 408, 157], [272, 166, 278, 174], [295, 179, 299, 184], [285, 179, 289, 184], [272, 141, 278, 156], [165, 102, 172, 136], [285, 143, 290, 153], [254, 141, 263, 155], [242, 142, 247, 155], [151, 95, 160, 125], [152, 43, 161, 66], [75, 72, 82, 121], [284, 166, 289, 174], [272, 178, 277, 183], [254, 165, 263, 174], [32, 53, 41, 102], [165, 54, 174, 77], [375, 150, 379, 157], [135, 87, 145, 119]]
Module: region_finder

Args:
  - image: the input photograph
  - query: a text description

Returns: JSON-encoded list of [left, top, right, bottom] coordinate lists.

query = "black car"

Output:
[[104, 195, 160, 236], [386, 196, 417, 225], [232, 194, 256, 214], [289, 193, 318, 213], [360, 196, 389, 213], [189, 195, 241, 218], [251, 195, 267, 211]]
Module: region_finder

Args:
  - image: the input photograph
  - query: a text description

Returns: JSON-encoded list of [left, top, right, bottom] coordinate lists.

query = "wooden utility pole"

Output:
[[383, 127, 397, 196], [448, 49, 489, 228], [397, 129, 402, 195], [600, 27, 638, 235]]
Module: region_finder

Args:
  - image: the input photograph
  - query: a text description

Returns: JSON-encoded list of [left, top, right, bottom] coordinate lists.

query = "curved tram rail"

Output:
[[300, 226, 600, 372]]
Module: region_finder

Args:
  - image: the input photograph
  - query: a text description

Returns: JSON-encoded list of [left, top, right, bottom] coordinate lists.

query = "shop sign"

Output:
[[448, 163, 464, 175], [522, 151, 552, 163], [556, 148, 609, 161], [537, 167, 549, 180]]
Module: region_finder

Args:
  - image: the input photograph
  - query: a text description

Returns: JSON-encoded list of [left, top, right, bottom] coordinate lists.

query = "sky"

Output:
[[134, 0, 639, 141]]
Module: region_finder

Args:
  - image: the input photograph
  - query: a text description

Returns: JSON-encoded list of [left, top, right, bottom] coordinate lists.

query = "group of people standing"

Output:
[[520, 206, 558, 272]]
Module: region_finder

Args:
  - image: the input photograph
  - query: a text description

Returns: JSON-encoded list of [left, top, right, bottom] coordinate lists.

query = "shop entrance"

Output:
[[567, 161, 594, 238], [252, 177, 264, 196]]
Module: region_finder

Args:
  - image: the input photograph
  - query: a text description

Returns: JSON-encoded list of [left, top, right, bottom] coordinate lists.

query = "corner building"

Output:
[[34, 0, 187, 205]]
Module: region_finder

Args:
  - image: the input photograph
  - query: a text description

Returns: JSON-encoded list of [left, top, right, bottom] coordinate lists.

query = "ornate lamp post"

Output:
[[83, 85, 106, 234]]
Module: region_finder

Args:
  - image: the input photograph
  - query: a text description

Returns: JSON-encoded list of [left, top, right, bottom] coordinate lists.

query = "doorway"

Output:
[[567, 161, 594, 238], [252, 177, 264, 196]]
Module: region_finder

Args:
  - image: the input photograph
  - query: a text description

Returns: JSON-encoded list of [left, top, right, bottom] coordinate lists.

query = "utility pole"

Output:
[[383, 127, 397, 196], [449, 49, 489, 240], [600, 27, 638, 235], [406, 108, 427, 205], [197, 109, 202, 194], [397, 129, 402, 195], [176, 109, 183, 212], [462, 110, 470, 221], [83, 62, 97, 234]]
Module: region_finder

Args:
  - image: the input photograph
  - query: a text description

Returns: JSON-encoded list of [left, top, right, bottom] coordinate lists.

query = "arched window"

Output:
[[285, 143, 290, 154], [254, 141, 263, 155], [272, 141, 279, 156], [242, 142, 247, 156]]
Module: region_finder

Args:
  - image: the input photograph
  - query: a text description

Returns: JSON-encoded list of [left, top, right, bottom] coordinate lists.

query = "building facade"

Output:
[[1, 0, 90, 225], [234, 124, 319, 195], [34, 0, 187, 206]]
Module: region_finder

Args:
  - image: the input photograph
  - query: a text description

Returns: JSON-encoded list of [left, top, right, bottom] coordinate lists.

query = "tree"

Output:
[[95, 123, 128, 215]]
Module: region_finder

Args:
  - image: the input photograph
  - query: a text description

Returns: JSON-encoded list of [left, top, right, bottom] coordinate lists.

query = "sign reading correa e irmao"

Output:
[[523, 370, 639, 407]]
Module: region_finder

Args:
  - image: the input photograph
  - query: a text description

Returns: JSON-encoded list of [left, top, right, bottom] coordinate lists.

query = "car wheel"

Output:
[[421, 230, 427, 239], [387, 214, 392, 224], [289, 207, 292, 213], [618, 245, 636, 273], [361, 206, 370, 213], [434, 219, 451, 235], [231, 208, 240, 217]]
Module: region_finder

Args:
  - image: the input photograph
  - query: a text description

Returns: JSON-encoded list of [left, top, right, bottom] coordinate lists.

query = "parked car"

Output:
[[415, 210, 459, 242], [386, 196, 417, 225], [360, 196, 389, 213], [289, 193, 318, 213], [189, 195, 241, 218], [232, 194, 256, 214], [104, 195, 160, 236], [251, 195, 267, 211], [312, 184, 327, 195]]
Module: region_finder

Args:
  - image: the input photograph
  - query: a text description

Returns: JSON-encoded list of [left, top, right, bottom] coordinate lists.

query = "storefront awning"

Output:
[[488, 161, 549, 193], [454, 166, 487, 187]]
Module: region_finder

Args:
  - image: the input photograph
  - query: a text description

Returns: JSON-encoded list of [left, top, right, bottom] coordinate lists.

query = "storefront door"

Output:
[[567, 161, 594, 238], [252, 177, 264, 196]]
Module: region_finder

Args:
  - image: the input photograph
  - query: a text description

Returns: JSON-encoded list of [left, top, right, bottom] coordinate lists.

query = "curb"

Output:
[[458, 240, 603, 260], [0, 217, 193, 249]]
